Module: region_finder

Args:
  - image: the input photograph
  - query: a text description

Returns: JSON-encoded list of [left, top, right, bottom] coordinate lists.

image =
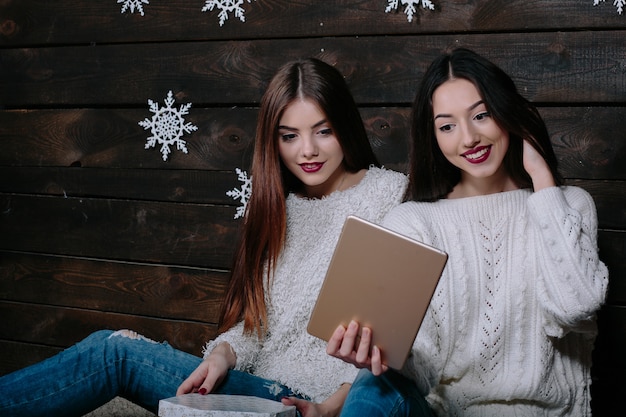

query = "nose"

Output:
[[301, 135, 319, 158], [461, 123, 480, 148]]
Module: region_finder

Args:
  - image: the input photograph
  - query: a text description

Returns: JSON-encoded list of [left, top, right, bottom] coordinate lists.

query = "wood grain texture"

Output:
[[0, 167, 247, 204], [1, 0, 624, 45], [0, 252, 229, 322], [1, 107, 624, 177], [0, 195, 241, 268], [0, 302, 216, 355], [0, 340, 63, 375], [2, 32, 625, 107], [0, 108, 256, 169]]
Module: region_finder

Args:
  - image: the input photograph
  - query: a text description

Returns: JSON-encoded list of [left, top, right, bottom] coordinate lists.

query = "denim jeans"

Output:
[[0, 329, 306, 417], [340, 369, 434, 417]]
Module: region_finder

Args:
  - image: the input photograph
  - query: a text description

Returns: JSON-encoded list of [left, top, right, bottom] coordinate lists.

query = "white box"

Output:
[[158, 394, 296, 417]]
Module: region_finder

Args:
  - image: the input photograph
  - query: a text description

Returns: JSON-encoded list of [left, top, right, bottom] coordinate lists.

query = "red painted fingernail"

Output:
[[198, 388, 207, 395]]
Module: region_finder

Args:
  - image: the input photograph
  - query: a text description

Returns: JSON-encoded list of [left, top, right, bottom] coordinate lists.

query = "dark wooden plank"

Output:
[[0, 194, 242, 268], [0, 251, 229, 322], [0, 340, 63, 376], [541, 107, 626, 180], [598, 231, 626, 304], [0, 301, 216, 356], [1, 107, 625, 180], [2, 31, 625, 107], [0, 167, 247, 205], [2, 0, 625, 46], [567, 180, 626, 231], [591, 305, 626, 417], [0, 108, 256, 170]]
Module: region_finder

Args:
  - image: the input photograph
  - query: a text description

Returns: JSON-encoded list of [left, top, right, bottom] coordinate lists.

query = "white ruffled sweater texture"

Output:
[[383, 186, 609, 417], [204, 167, 408, 402]]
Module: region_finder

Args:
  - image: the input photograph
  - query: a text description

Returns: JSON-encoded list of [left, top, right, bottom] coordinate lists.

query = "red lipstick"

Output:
[[462, 146, 491, 164], [300, 162, 323, 173]]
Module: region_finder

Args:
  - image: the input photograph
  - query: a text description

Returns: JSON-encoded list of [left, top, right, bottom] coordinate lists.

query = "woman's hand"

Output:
[[523, 140, 555, 191], [281, 383, 351, 417], [326, 320, 387, 376], [280, 397, 328, 417], [176, 342, 235, 395]]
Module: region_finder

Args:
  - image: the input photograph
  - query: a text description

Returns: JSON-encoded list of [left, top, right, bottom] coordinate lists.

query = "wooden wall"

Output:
[[1, 1, 624, 415]]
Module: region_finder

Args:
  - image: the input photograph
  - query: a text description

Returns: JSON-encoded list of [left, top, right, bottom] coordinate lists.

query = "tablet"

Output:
[[307, 215, 448, 370]]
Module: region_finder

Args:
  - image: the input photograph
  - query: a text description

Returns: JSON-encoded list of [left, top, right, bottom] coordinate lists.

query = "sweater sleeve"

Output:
[[527, 186, 609, 338], [202, 321, 262, 372]]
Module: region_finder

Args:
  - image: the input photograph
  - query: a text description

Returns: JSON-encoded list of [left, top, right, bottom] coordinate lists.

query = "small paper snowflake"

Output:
[[202, 0, 256, 26], [138, 90, 198, 161], [118, 0, 149, 16], [226, 168, 252, 219], [386, 0, 435, 22], [594, 0, 625, 14]]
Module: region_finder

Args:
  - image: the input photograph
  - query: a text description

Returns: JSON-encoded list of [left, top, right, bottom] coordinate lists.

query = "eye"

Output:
[[437, 123, 454, 133], [280, 132, 297, 142], [317, 127, 333, 136], [474, 111, 491, 121]]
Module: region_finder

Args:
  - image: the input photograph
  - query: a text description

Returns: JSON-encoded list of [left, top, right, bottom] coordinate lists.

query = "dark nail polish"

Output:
[[198, 388, 207, 395]]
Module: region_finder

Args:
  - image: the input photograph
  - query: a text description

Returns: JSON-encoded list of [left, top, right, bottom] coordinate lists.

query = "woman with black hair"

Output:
[[331, 48, 608, 417]]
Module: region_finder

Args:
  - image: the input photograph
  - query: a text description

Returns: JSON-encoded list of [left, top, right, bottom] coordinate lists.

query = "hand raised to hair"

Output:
[[523, 140, 556, 191]]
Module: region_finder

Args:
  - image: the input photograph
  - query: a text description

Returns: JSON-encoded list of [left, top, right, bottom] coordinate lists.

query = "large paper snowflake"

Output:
[[386, 0, 435, 22], [227, 168, 252, 219], [594, 0, 625, 14], [138, 90, 198, 161], [202, 0, 256, 26], [118, 0, 149, 16]]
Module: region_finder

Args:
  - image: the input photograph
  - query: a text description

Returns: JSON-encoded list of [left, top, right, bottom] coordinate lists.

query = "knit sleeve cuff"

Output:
[[203, 322, 261, 372]]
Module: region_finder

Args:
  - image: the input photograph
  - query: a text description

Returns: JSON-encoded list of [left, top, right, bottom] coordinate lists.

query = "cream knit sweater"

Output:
[[204, 167, 408, 403], [382, 186, 609, 416]]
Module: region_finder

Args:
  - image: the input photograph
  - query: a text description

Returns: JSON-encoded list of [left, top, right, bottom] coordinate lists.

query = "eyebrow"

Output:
[[434, 100, 485, 120], [278, 119, 328, 131]]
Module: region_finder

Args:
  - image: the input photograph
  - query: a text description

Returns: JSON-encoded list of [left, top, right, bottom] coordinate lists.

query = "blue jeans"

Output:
[[340, 369, 434, 417], [0, 329, 306, 417]]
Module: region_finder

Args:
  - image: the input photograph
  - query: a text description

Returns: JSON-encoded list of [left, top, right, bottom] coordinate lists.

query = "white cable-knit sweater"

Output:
[[204, 167, 407, 403], [382, 186, 609, 416]]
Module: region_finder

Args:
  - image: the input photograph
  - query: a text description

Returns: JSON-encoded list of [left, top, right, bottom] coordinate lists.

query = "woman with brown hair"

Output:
[[0, 58, 407, 417]]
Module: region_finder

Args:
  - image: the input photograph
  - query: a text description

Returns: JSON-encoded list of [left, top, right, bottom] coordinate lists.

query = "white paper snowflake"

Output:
[[226, 168, 252, 219], [138, 90, 198, 161], [118, 0, 149, 16], [594, 0, 625, 14], [385, 0, 435, 22], [202, 0, 256, 26]]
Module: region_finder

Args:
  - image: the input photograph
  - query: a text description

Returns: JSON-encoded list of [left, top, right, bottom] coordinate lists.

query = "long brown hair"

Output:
[[219, 58, 380, 336]]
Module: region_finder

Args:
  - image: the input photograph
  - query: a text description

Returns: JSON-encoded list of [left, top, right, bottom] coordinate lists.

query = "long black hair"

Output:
[[405, 48, 563, 202]]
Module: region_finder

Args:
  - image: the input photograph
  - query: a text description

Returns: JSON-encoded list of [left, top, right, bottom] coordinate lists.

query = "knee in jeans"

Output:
[[108, 329, 159, 344]]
